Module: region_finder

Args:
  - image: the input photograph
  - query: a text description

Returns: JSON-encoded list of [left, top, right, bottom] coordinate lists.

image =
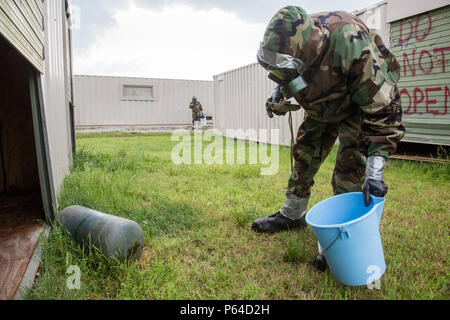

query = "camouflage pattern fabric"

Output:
[[190, 101, 203, 122], [287, 113, 366, 197], [260, 6, 405, 197]]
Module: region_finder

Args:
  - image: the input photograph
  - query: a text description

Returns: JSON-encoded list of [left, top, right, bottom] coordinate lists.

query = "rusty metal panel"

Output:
[[390, 5, 450, 145], [214, 63, 305, 147], [0, 0, 44, 73], [74, 75, 214, 130]]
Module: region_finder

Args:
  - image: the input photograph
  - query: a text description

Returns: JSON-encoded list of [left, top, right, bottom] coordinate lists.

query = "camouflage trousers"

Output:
[[192, 112, 202, 124], [287, 112, 366, 197]]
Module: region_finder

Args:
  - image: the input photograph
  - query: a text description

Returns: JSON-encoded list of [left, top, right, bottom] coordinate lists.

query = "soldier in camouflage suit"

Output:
[[252, 6, 405, 257], [189, 96, 203, 129]]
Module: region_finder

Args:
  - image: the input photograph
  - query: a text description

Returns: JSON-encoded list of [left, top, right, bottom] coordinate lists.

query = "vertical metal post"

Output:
[[69, 102, 76, 156], [66, 0, 76, 156], [29, 68, 57, 223]]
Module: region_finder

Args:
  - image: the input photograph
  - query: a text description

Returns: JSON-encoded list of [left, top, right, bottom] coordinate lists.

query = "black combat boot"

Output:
[[314, 253, 328, 272], [252, 212, 306, 234]]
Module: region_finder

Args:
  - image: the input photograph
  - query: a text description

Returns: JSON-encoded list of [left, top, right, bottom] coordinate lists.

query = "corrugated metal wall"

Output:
[[0, 0, 44, 73], [214, 63, 305, 147], [390, 5, 450, 145], [74, 75, 214, 130], [41, 0, 73, 195]]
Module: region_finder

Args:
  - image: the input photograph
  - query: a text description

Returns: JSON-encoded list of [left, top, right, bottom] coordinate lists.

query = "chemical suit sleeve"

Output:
[[340, 26, 406, 159]]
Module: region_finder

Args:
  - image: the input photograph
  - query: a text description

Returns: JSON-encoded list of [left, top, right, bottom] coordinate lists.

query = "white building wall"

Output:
[[353, 1, 391, 47], [214, 63, 305, 147], [386, 0, 450, 22], [74, 75, 214, 130], [41, 0, 73, 196]]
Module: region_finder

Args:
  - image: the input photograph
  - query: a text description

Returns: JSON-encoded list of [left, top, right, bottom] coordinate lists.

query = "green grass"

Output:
[[25, 132, 449, 300]]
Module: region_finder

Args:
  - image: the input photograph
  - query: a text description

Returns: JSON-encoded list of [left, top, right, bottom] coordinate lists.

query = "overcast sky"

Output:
[[71, 0, 383, 80]]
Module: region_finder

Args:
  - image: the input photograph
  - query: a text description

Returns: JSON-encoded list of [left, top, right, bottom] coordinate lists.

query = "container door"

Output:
[[0, 0, 44, 73], [390, 5, 450, 145]]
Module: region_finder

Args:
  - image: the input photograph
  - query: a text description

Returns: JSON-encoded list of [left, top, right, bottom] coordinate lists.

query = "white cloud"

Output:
[[74, 2, 266, 80]]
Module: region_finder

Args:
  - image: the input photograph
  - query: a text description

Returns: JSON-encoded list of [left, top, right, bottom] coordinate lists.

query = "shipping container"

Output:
[[0, 0, 74, 300], [74, 75, 214, 131], [389, 3, 450, 145]]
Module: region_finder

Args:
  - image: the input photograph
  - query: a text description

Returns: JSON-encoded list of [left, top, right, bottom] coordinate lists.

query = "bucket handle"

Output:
[[319, 227, 350, 255]]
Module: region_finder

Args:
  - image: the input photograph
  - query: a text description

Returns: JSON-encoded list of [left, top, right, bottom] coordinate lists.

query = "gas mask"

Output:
[[257, 43, 309, 99]]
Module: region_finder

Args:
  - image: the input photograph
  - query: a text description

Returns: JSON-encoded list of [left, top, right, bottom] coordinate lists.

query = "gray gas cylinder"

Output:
[[58, 206, 145, 262]]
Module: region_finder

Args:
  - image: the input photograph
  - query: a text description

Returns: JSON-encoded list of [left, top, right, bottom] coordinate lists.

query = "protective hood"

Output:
[[258, 6, 325, 75], [257, 45, 305, 81]]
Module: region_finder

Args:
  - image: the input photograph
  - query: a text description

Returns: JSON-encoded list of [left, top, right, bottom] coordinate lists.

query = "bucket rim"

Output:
[[305, 192, 385, 229]]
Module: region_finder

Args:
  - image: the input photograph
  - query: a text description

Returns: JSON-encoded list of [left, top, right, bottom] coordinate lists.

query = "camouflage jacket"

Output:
[[261, 6, 406, 158], [190, 101, 203, 115]]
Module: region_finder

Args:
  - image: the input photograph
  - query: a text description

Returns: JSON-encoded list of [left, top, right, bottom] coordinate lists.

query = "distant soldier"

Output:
[[252, 6, 406, 270], [189, 96, 203, 129]]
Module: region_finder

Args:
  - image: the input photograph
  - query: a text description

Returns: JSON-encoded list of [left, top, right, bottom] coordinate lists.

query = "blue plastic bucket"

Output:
[[306, 192, 386, 286], [200, 116, 207, 127]]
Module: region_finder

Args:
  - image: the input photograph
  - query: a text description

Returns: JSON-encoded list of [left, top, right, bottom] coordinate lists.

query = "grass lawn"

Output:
[[26, 132, 449, 300]]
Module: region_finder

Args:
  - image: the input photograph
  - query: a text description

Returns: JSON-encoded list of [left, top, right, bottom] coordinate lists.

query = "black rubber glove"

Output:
[[267, 107, 287, 118], [363, 179, 388, 207], [266, 85, 287, 118], [363, 156, 388, 206], [271, 84, 283, 103]]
